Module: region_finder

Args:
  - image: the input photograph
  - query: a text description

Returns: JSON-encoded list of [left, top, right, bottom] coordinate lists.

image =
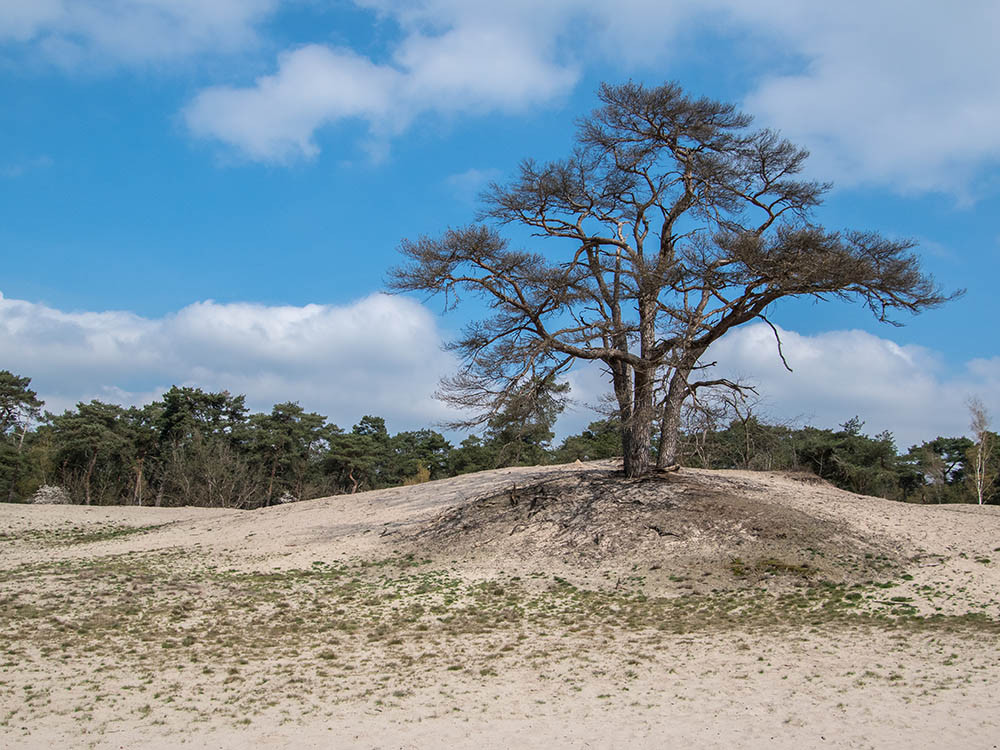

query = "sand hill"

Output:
[[2, 460, 999, 748]]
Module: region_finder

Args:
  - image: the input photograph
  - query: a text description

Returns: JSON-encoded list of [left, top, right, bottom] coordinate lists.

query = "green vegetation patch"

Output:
[[730, 557, 814, 579], [3, 523, 167, 546]]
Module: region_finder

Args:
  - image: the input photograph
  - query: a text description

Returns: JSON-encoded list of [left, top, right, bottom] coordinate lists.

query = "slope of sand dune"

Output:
[[2, 461, 999, 748]]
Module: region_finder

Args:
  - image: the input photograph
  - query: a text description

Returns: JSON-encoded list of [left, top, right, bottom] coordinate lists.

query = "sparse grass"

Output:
[[729, 556, 813, 579], [4, 551, 996, 683], [3, 504, 999, 740], [3, 524, 167, 546]]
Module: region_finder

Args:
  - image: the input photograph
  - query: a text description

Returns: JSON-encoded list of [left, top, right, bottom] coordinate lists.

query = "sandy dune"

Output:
[[2, 461, 999, 748]]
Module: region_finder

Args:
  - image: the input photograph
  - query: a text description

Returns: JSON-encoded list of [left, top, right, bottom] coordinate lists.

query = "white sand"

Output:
[[2, 462, 999, 749]]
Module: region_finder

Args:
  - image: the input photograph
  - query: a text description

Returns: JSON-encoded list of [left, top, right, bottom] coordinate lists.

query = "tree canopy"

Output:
[[390, 81, 955, 477]]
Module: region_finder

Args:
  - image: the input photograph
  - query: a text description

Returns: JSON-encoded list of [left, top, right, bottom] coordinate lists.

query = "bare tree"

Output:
[[967, 397, 996, 505], [390, 81, 955, 478], [677, 384, 735, 468]]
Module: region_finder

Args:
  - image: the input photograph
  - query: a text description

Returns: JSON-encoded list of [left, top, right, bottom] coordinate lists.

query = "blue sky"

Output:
[[1, 1, 998, 448]]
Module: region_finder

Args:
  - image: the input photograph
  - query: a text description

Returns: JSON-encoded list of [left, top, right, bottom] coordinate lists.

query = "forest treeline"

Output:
[[0, 370, 996, 507]]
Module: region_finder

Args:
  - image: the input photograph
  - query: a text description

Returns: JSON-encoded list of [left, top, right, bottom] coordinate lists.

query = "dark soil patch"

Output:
[[401, 470, 905, 592]]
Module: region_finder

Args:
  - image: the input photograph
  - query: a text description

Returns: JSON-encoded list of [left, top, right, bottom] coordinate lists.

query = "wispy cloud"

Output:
[[1, 155, 53, 178], [0, 0, 278, 67], [445, 167, 502, 202]]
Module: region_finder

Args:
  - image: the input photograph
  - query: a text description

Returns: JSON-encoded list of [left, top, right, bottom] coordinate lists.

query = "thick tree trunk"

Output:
[[608, 359, 634, 474], [656, 370, 689, 469], [623, 366, 654, 478], [622, 290, 659, 478]]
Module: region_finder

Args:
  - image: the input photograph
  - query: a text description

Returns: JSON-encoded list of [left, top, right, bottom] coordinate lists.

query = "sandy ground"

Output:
[[2, 461, 1000, 749]]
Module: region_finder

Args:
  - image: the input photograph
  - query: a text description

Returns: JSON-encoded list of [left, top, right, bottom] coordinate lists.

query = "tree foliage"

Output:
[[0, 371, 44, 502], [390, 81, 953, 477], [2, 368, 995, 507]]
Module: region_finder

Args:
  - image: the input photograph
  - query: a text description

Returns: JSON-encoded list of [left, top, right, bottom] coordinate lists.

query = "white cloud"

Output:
[[7, 2, 997, 193], [703, 323, 998, 449], [554, 322, 999, 448], [1, 291, 996, 446], [184, 4, 579, 163], [185, 44, 405, 161], [176, 0, 1000, 196], [500, 320, 1000, 449], [727, 0, 1000, 195], [0, 0, 277, 66], [0, 291, 459, 431]]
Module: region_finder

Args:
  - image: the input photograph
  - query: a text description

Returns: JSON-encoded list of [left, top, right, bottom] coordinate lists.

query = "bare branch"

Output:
[[758, 314, 793, 373]]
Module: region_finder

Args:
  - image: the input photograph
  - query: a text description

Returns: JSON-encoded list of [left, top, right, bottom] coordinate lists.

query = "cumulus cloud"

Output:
[[702, 323, 998, 449], [553, 323, 998, 449], [0, 291, 995, 446], [6, 2, 997, 193], [184, 4, 578, 162], [0, 0, 277, 66], [4, 2, 998, 192], [185, 45, 405, 161], [0, 291, 459, 431]]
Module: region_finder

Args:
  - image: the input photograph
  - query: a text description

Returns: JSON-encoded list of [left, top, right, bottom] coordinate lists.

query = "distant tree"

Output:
[[46, 401, 133, 505], [555, 419, 622, 462], [482, 376, 567, 467], [119, 405, 159, 506], [324, 416, 391, 493], [0, 371, 43, 444], [249, 402, 329, 504], [391, 81, 954, 478], [0, 371, 44, 501], [794, 419, 911, 499], [153, 387, 260, 507], [710, 387, 762, 470], [967, 397, 998, 505], [446, 435, 498, 476], [388, 429, 453, 483], [156, 386, 248, 448], [677, 387, 797, 472], [677, 389, 730, 468], [902, 436, 973, 503]]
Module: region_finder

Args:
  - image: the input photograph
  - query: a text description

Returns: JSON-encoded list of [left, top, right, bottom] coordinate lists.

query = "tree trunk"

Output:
[[266, 457, 277, 506], [133, 457, 144, 506], [84, 449, 98, 506], [623, 366, 654, 478], [656, 370, 689, 469], [624, 290, 658, 479], [608, 358, 634, 473]]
